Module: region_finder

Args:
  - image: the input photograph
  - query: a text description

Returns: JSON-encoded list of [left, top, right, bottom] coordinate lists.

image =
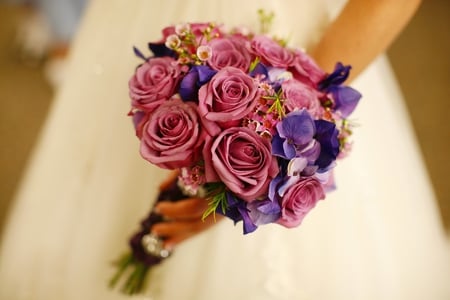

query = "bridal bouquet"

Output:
[[111, 13, 361, 294]]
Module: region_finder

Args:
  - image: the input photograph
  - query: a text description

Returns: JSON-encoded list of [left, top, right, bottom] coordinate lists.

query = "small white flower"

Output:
[[175, 23, 190, 36], [268, 68, 293, 82], [287, 157, 307, 177], [196, 45, 212, 61], [165, 34, 181, 49], [277, 71, 293, 81]]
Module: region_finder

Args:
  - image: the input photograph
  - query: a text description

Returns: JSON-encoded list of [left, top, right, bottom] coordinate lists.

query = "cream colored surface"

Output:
[[0, 0, 449, 299]]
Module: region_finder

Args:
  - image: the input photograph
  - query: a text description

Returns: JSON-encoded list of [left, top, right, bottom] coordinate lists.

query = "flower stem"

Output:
[[123, 262, 148, 295], [109, 252, 150, 295], [108, 252, 134, 288]]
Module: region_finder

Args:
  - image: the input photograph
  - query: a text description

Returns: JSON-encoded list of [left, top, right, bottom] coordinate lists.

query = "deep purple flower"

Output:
[[327, 85, 361, 118], [318, 62, 361, 118], [314, 120, 340, 170], [133, 46, 148, 61], [218, 193, 257, 234], [179, 65, 217, 101], [249, 62, 269, 78], [247, 197, 281, 226], [148, 42, 177, 58], [318, 62, 351, 89], [271, 110, 316, 160]]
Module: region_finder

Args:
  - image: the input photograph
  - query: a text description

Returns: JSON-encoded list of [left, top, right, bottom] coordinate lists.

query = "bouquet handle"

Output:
[[109, 178, 186, 294]]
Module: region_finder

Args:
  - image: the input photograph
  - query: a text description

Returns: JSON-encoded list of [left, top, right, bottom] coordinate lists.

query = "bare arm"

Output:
[[311, 0, 422, 81]]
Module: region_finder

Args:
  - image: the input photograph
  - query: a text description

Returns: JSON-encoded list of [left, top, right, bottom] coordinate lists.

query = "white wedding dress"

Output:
[[1, 0, 449, 299]]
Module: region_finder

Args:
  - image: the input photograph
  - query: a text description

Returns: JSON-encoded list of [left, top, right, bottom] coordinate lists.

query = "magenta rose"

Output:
[[207, 36, 252, 71], [251, 35, 296, 68], [277, 177, 325, 228], [198, 67, 259, 135], [140, 98, 205, 169], [129, 57, 181, 113], [282, 79, 323, 117], [290, 49, 326, 87], [203, 127, 279, 201]]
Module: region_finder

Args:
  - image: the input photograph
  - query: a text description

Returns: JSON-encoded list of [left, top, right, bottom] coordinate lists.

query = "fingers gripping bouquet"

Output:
[[111, 13, 361, 294]]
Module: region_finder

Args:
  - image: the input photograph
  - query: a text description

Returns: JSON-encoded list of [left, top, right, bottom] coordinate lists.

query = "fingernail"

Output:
[[164, 243, 174, 252], [153, 205, 161, 214]]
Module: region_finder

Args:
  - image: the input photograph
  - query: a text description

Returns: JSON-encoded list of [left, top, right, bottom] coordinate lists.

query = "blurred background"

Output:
[[0, 0, 449, 236]]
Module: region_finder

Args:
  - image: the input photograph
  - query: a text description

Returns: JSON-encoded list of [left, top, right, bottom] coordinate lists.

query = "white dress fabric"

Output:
[[1, 0, 449, 299]]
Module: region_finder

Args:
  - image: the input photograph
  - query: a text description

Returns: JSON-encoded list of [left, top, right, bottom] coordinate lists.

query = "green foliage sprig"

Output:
[[202, 183, 228, 221]]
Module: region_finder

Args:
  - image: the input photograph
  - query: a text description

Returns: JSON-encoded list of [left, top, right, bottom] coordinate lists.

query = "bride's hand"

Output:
[[151, 171, 224, 250], [152, 198, 223, 250]]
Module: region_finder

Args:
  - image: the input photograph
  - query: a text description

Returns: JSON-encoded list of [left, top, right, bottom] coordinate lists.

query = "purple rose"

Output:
[[251, 35, 296, 68], [207, 36, 252, 71], [290, 49, 326, 87], [282, 79, 323, 117], [129, 57, 181, 113], [203, 127, 279, 202], [198, 67, 259, 135], [277, 177, 325, 228], [140, 98, 205, 169]]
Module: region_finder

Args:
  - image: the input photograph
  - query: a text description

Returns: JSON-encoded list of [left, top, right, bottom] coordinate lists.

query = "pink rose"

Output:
[[203, 127, 279, 202], [251, 35, 296, 68], [129, 57, 181, 113], [130, 110, 149, 139], [277, 177, 325, 228], [198, 67, 259, 135], [282, 79, 323, 117], [140, 98, 205, 169], [290, 49, 326, 87], [207, 36, 252, 71]]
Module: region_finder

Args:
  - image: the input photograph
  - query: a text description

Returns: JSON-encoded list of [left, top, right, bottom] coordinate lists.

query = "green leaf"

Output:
[[266, 89, 286, 119], [249, 57, 260, 72], [202, 189, 228, 222], [203, 182, 225, 193]]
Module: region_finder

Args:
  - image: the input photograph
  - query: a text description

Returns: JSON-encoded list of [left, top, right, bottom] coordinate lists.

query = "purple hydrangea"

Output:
[[271, 109, 316, 160]]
